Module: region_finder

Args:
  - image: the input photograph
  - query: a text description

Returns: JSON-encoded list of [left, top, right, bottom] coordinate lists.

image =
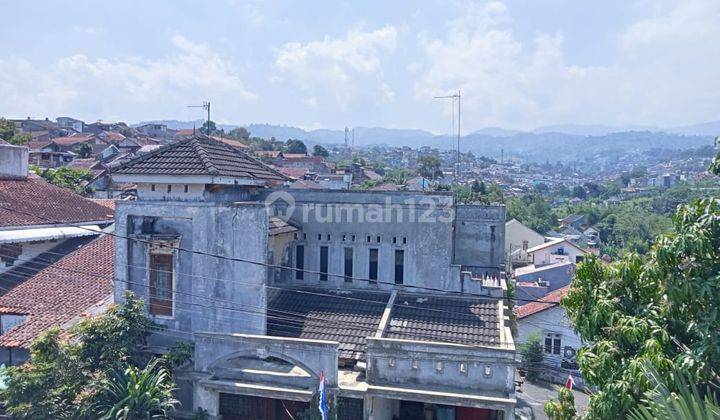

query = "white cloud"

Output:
[[416, 0, 720, 129], [0, 35, 256, 121], [273, 26, 398, 108]]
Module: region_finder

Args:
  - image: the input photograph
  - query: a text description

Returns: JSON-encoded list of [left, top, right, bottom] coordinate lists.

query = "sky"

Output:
[[1, 0, 719, 133]]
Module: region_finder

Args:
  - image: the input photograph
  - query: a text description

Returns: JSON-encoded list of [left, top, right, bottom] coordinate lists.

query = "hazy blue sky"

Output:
[[1, 0, 718, 133]]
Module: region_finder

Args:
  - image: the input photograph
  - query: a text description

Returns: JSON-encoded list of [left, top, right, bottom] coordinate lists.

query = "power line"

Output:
[[0, 203, 562, 305], [0, 250, 530, 348], [0, 245, 569, 336]]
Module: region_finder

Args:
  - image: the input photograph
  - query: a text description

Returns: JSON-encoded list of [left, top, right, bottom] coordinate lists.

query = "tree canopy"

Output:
[[228, 126, 250, 141], [33, 166, 94, 196], [417, 155, 442, 180], [312, 144, 330, 157], [562, 154, 720, 418], [284, 139, 307, 154], [1, 296, 185, 419]]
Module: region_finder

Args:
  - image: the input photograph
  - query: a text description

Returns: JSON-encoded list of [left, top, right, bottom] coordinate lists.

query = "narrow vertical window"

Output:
[[184, 184, 189, 193], [149, 253, 173, 316], [295, 245, 304, 280], [151, 184, 156, 191], [344, 247, 353, 282], [369, 248, 378, 284], [167, 184, 172, 193], [394, 249, 404, 285], [319, 246, 328, 281]]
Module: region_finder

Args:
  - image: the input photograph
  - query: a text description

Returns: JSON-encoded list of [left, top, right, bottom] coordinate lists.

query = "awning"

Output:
[[0, 225, 101, 244]]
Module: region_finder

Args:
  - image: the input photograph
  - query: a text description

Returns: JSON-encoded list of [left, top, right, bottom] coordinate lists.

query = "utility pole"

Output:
[[434, 90, 461, 183], [188, 101, 211, 135]]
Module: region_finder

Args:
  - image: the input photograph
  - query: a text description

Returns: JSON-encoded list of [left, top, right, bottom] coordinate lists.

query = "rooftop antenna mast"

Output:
[[187, 101, 211, 135], [434, 90, 461, 183]]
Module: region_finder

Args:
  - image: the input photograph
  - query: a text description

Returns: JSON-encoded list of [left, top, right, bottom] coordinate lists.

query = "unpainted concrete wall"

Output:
[[114, 200, 268, 348], [0, 145, 28, 179], [453, 205, 506, 273], [366, 338, 515, 397]]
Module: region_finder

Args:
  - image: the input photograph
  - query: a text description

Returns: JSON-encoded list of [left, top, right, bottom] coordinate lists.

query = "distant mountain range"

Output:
[[135, 119, 719, 162]]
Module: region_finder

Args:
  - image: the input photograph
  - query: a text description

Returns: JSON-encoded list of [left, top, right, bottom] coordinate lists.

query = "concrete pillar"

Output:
[[503, 407, 514, 420], [193, 383, 219, 419]]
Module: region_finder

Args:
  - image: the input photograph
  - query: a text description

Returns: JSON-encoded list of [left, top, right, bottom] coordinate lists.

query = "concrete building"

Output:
[[56, 116, 85, 132], [111, 136, 514, 419], [526, 238, 587, 267], [516, 286, 583, 382], [504, 219, 545, 266]]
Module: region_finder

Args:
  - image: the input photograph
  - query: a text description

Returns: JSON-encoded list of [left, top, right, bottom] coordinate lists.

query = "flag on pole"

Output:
[[318, 371, 328, 420], [565, 374, 575, 390]]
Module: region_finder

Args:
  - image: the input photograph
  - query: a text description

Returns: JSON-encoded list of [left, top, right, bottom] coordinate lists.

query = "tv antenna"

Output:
[[187, 101, 210, 134], [434, 90, 461, 182]]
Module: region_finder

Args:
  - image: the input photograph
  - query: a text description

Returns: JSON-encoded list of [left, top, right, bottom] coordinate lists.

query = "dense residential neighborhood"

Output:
[[1, 1, 720, 419], [1, 115, 719, 418]]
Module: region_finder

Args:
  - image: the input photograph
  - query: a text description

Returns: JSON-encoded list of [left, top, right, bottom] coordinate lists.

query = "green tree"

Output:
[[417, 156, 442, 179], [75, 142, 93, 158], [519, 333, 544, 382], [572, 185, 587, 199], [1, 296, 170, 419], [563, 155, 720, 418], [284, 139, 307, 154], [545, 387, 577, 420], [94, 359, 178, 420], [228, 127, 250, 141], [628, 362, 720, 420], [0, 118, 15, 141], [38, 167, 94, 195], [507, 195, 556, 233], [200, 120, 217, 135], [312, 144, 330, 157], [8, 133, 31, 145]]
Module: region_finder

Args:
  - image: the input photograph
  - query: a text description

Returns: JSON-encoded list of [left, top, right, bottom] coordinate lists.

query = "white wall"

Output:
[[505, 219, 545, 256], [531, 242, 585, 266], [137, 183, 205, 201], [517, 306, 582, 369]]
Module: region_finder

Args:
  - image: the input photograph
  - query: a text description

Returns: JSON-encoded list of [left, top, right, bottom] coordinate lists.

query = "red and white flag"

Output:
[[565, 374, 575, 390]]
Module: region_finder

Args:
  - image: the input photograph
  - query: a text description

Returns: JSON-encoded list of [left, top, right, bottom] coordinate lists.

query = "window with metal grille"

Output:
[[149, 253, 173, 316]]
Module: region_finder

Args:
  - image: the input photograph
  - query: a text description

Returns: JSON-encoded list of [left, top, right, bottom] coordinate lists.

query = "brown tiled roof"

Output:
[[112, 136, 287, 182], [90, 199, 116, 212], [66, 158, 99, 171], [278, 167, 310, 180], [0, 175, 114, 228], [384, 294, 502, 347], [0, 235, 114, 348], [267, 288, 390, 362], [516, 285, 569, 319], [49, 135, 96, 146], [268, 217, 299, 236]]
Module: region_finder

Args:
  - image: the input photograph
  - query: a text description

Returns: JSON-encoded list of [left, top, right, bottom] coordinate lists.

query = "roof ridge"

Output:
[[192, 137, 219, 175], [109, 138, 181, 173]]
